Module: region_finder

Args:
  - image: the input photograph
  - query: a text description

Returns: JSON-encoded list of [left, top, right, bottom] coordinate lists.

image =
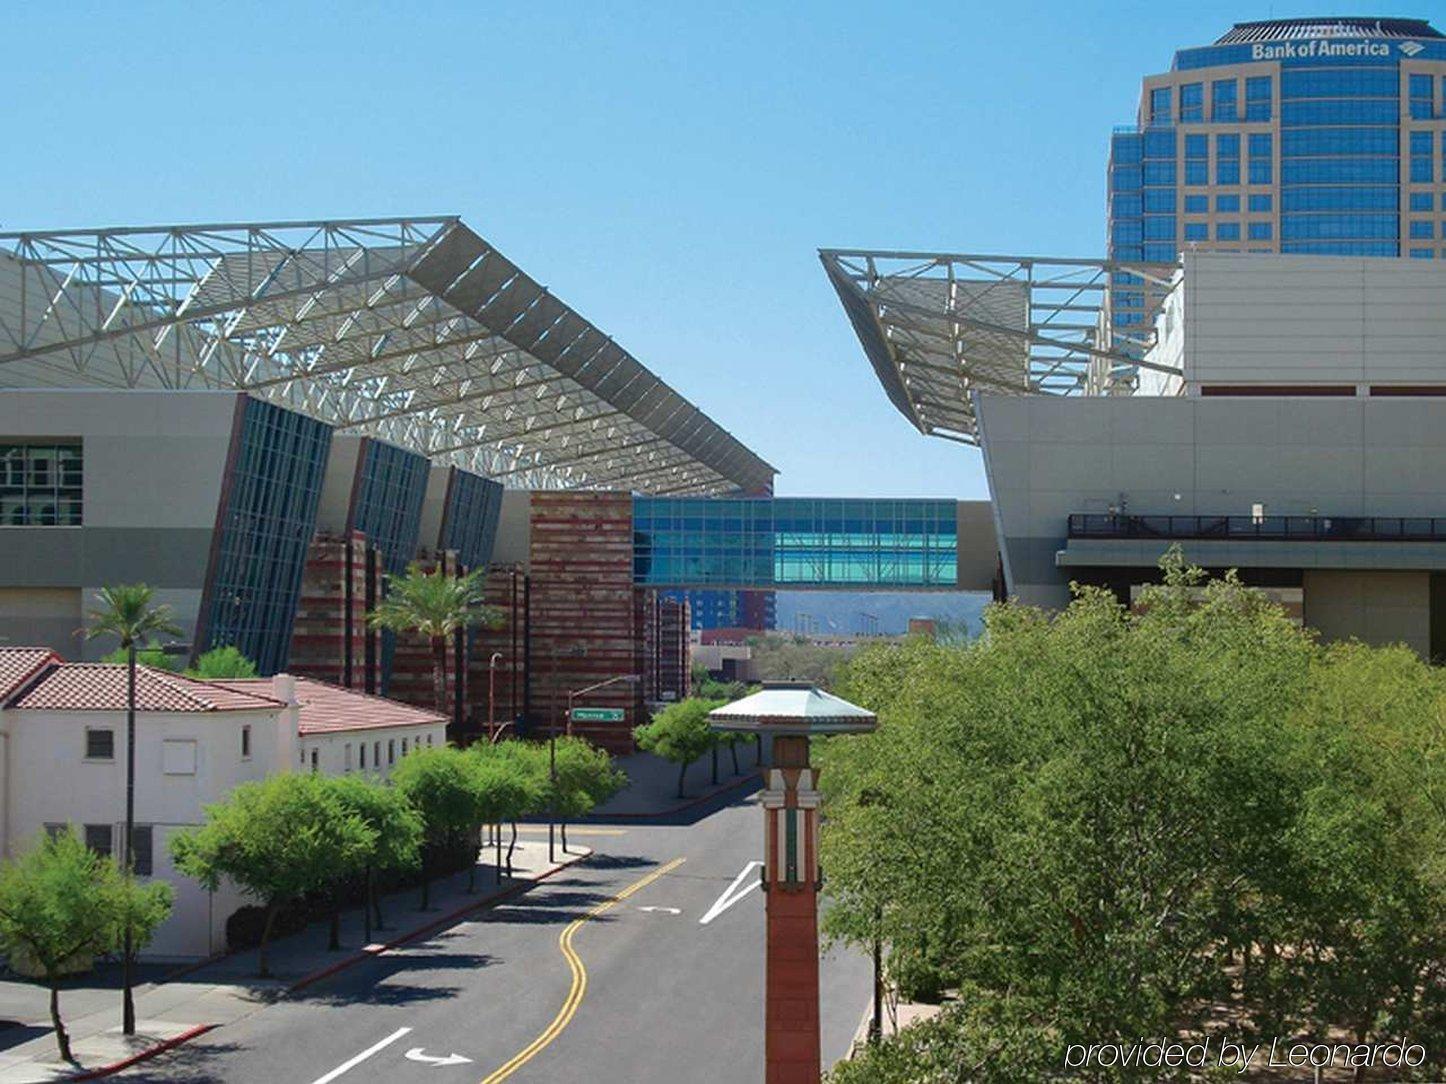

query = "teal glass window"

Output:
[[1409, 73, 1434, 119], [1150, 87, 1171, 123], [1143, 161, 1175, 185], [1184, 223, 1207, 241], [1245, 76, 1272, 121], [1410, 220, 1434, 239], [1142, 189, 1176, 212], [1143, 216, 1175, 241], [0, 443, 82, 526]]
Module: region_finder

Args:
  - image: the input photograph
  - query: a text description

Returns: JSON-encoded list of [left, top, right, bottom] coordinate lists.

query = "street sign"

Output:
[[569, 707, 625, 723]]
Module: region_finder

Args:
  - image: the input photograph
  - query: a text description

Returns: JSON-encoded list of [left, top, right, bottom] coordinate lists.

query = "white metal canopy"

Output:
[[821, 249, 1181, 445], [0, 217, 775, 495]]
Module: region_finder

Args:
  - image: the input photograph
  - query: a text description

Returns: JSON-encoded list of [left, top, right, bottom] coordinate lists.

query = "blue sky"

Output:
[[8, 2, 1444, 498]]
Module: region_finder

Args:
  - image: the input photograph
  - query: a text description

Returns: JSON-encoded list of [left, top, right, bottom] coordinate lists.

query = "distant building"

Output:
[[0, 649, 445, 959]]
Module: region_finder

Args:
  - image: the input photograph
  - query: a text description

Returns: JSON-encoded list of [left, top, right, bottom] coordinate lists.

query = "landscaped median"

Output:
[[0, 840, 590, 1083]]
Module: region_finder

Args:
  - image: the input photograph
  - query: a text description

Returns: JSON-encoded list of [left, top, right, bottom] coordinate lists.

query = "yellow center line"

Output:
[[478, 856, 687, 1084], [513, 826, 629, 836]]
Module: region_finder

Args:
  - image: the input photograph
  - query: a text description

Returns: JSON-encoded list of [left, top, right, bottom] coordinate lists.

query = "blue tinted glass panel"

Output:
[[1248, 133, 1272, 158], [1143, 161, 1176, 185], [1212, 80, 1238, 121], [1282, 159, 1398, 184], [1280, 214, 1399, 240], [1281, 187, 1398, 211], [1143, 216, 1175, 240], [1142, 243, 1175, 261], [1248, 194, 1273, 212], [1248, 222, 1273, 240], [1410, 192, 1434, 211], [1216, 222, 1241, 241], [1111, 133, 1143, 164], [1216, 194, 1240, 212], [1179, 83, 1203, 122], [1184, 134, 1207, 158], [1412, 131, 1434, 156], [203, 398, 331, 675], [1411, 157, 1435, 183], [1410, 248, 1435, 258], [1246, 76, 1272, 100], [1249, 160, 1273, 184], [1280, 68, 1400, 99], [1280, 127, 1398, 156], [1150, 87, 1171, 122], [1144, 129, 1175, 157], [1283, 241, 1399, 256], [1217, 160, 1240, 185], [440, 469, 503, 571], [1185, 194, 1209, 213], [1216, 134, 1240, 158], [1184, 223, 1207, 241], [1112, 220, 1143, 244], [1281, 100, 1400, 126], [1185, 161, 1208, 185], [1142, 189, 1176, 212], [1410, 220, 1435, 239], [1113, 193, 1143, 216], [1112, 166, 1143, 191]]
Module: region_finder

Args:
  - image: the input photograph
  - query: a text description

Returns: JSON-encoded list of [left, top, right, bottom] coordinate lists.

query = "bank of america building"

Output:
[[1108, 17, 1446, 336]]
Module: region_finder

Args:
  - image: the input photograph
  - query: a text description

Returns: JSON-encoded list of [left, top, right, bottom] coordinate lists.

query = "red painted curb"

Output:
[[587, 771, 759, 821], [68, 1022, 216, 1081], [286, 849, 590, 993]]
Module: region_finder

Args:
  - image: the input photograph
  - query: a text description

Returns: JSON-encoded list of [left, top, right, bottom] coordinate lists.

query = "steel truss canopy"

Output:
[[0, 217, 775, 495], [820, 249, 1180, 445]]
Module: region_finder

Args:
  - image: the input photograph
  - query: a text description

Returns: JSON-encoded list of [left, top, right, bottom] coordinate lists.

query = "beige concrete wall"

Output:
[[314, 434, 363, 536], [0, 587, 81, 658], [491, 489, 532, 567], [1303, 570, 1430, 656], [955, 500, 997, 591]]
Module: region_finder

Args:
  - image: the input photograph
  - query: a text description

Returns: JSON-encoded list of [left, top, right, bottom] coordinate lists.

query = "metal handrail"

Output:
[[1067, 513, 1446, 543]]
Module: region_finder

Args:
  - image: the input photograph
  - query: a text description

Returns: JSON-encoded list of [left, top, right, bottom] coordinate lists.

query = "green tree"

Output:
[[548, 736, 627, 850], [368, 564, 501, 714], [0, 831, 172, 1061], [468, 748, 545, 883], [820, 552, 1446, 1081], [84, 583, 182, 1034], [634, 699, 723, 798], [487, 740, 552, 874], [325, 775, 423, 940], [186, 645, 259, 679], [171, 773, 374, 977], [391, 746, 484, 907]]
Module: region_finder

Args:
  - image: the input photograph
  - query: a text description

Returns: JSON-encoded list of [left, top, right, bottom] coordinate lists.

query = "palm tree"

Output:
[[84, 584, 181, 1037], [368, 563, 501, 716]]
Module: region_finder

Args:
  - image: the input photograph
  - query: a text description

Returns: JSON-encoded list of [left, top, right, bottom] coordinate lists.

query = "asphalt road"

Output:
[[130, 793, 871, 1083]]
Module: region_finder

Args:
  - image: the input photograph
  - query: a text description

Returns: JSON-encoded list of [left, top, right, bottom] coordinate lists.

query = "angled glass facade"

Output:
[[633, 498, 958, 589], [439, 468, 503, 571], [201, 398, 332, 675], [1107, 17, 1446, 354]]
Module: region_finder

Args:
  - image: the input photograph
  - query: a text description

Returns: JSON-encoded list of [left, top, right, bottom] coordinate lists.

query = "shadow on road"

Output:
[[125, 1038, 247, 1083]]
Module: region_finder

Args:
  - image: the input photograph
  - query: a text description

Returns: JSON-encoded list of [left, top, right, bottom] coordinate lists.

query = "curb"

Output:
[[68, 1023, 217, 1081], [586, 770, 760, 821], [287, 847, 591, 993]]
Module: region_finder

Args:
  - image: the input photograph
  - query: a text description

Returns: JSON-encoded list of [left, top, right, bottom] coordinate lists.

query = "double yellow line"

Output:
[[479, 856, 686, 1083]]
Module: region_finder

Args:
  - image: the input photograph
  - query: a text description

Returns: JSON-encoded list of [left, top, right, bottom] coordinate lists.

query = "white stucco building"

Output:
[[0, 649, 445, 960]]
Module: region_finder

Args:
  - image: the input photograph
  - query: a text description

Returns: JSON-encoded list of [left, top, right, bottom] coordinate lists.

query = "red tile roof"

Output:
[[213, 677, 447, 735], [8, 662, 286, 713], [0, 648, 62, 703]]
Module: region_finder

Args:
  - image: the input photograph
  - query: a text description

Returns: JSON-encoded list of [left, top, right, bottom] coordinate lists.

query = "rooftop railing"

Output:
[[1068, 513, 1446, 543]]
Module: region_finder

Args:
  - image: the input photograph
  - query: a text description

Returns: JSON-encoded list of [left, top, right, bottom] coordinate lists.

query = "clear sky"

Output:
[[8, 2, 1444, 498]]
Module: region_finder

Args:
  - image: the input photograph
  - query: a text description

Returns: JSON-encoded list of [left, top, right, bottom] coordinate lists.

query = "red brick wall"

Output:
[[287, 532, 380, 692]]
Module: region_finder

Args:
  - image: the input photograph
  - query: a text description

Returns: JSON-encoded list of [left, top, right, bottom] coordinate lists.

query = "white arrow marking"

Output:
[[699, 861, 763, 925], [404, 1047, 473, 1067], [310, 1028, 412, 1083], [637, 905, 681, 914]]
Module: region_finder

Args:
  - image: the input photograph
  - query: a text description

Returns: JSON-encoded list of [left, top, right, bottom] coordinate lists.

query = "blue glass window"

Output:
[[1281, 215, 1399, 241], [1144, 129, 1176, 158], [1248, 133, 1272, 158], [1113, 193, 1143, 216], [1281, 100, 1399, 126], [1409, 73, 1434, 119], [1280, 128, 1397, 156], [1184, 194, 1209, 213], [1142, 243, 1176, 262], [1114, 246, 1144, 261], [440, 469, 503, 571], [1410, 220, 1435, 239], [1216, 194, 1240, 212], [1282, 187, 1398, 211], [1249, 159, 1272, 184], [1112, 166, 1142, 191], [1184, 223, 1208, 241], [1410, 248, 1436, 259], [1150, 87, 1171, 123], [1280, 68, 1400, 99], [1143, 161, 1176, 185], [1411, 157, 1435, 184], [1185, 161, 1208, 185], [1282, 159, 1398, 184], [1184, 133, 1207, 159], [1113, 220, 1143, 244], [1212, 80, 1238, 121], [1179, 83, 1203, 122], [1143, 189, 1176, 212], [1245, 76, 1272, 121], [1143, 216, 1176, 241], [1216, 133, 1240, 158], [1248, 222, 1273, 240], [1217, 159, 1240, 185], [1412, 131, 1434, 156], [1111, 133, 1143, 165], [1411, 192, 1434, 212], [1216, 222, 1241, 241], [1248, 194, 1273, 212]]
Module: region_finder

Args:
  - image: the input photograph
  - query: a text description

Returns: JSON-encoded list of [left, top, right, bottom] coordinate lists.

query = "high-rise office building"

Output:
[[1107, 16, 1446, 340]]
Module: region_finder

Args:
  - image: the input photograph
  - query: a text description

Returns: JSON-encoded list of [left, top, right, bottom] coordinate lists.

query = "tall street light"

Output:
[[548, 644, 587, 863], [487, 651, 503, 742], [557, 672, 638, 854]]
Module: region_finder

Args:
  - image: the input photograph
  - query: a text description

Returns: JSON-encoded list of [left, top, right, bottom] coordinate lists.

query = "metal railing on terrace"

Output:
[[1068, 513, 1446, 543]]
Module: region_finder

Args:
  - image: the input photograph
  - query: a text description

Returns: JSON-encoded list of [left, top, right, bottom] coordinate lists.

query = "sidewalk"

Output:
[[589, 746, 763, 819], [0, 839, 588, 1082]]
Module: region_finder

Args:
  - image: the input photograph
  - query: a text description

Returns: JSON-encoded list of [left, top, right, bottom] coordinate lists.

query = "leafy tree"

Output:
[[746, 634, 854, 685], [325, 775, 423, 939], [487, 740, 552, 873], [186, 645, 259, 679], [99, 646, 181, 671], [171, 773, 374, 977], [547, 736, 627, 851], [634, 699, 723, 798], [391, 745, 485, 907], [0, 831, 172, 1061], [368, 564, 501, 714], [468, 748, 545, 883], [820, 551, 1446, 1081]]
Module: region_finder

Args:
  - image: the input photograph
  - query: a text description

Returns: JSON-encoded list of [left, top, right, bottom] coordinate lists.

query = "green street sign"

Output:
[[569, 707, 626, 723]]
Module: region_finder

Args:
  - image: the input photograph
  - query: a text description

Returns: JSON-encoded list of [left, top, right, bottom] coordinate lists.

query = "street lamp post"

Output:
[[548, 644, 587, 863], [709, 681, 876, 1084], [487, 651, 503, 742], [557, 673, 638, 853]]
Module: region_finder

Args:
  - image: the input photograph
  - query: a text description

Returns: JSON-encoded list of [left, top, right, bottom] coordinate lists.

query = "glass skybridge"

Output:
[[632, 497, 960, 589]]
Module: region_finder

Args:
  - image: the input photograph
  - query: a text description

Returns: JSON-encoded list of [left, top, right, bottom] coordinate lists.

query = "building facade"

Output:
[[1107, 16, 1446, 343]]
